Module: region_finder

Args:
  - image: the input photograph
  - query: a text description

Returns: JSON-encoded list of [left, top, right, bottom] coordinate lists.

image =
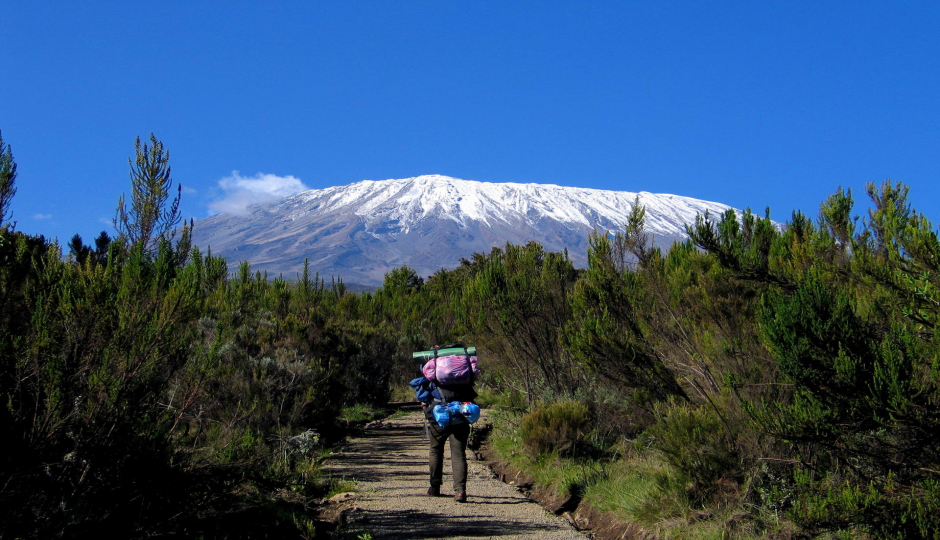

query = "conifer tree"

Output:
[[619, 195, 651, 268], [114, 134, 191, 256], [92, 231, 111, 265], [67, 233, 90, 265], [0, 130, 17, 226]]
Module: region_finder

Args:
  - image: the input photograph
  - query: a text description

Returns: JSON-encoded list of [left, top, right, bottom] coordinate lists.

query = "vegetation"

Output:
[[0, 130, 17, 226], [1, 127, 938, 538], [366, 180, 940, 538], [0, 134, 398, 538]]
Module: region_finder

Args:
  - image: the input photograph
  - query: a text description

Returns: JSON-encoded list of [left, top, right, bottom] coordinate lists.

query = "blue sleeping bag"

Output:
[[409, 376, 442, 403]]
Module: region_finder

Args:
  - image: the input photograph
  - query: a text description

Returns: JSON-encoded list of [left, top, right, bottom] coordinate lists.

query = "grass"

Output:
[[337, 403, 390, 423], [475, 385, 527, 411], [488, 409, 603, 499], [583, 453, 687, 524], [323, 477, 359, 498], [486, 408, 772, 539]]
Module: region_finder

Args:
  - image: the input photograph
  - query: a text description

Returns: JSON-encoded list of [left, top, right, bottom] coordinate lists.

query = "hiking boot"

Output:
[[427, 486, 441, 497], [454, 491, 467, 503]]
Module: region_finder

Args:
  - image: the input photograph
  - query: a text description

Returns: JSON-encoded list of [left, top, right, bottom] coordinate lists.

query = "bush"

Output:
[[785, 468, 940, 540], [475, 385, 527, 411], [643, 401, 739, 502], [520, 400, 591, 458]]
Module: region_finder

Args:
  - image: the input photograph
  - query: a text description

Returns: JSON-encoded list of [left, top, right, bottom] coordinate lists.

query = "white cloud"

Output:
[[181, 185, 197, 195], [208, 171, 308, 216], [33, 213, 52, 220]]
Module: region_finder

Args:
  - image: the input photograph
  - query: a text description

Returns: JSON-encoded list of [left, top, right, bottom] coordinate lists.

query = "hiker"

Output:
[[421, 383, 476, 502], [411, 346, 481, 503]]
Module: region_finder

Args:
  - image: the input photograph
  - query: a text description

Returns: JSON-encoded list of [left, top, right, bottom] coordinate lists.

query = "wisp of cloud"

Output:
[[209, 171, 309, 216]]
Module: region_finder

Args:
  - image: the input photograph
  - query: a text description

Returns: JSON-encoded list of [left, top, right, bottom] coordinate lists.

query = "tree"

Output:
[[617, 195, 652, 269], [463, 242, 579, 399], [565, 232, 688, 404], [66, 231, 111, 267], [92, 231, 112, 265], [730, 183, 940, 538], [67, 234, 91, 265], [114, 134, 191, 255], [0, 130, 17, 227]]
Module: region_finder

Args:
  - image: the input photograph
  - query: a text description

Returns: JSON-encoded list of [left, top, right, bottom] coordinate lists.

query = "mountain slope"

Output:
[[191, 175, 735, 286]]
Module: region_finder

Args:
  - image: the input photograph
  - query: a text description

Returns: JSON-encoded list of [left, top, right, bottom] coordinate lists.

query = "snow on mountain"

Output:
[[191, 175, 736, 287]]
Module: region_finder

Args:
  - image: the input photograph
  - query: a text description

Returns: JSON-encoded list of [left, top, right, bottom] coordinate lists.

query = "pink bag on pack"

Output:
[[422, 354, 480, 386]]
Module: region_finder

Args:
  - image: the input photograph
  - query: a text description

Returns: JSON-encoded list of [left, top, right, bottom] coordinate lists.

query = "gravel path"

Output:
[[323, 410, 589, 540]]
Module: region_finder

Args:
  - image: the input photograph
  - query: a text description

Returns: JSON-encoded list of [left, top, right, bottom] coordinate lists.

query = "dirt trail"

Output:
[[323, 409, 588, 540]]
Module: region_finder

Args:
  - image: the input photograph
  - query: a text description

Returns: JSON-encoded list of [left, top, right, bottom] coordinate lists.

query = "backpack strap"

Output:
[[430, 382, 445, 404]]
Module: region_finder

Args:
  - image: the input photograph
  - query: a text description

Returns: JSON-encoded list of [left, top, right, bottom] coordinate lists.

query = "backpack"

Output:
[[413, 345, 482, 428], [422, 353, 480, 386]]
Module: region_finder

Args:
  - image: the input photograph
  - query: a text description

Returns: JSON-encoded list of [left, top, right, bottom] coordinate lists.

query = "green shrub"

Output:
[[643, 401, 738, 502], [389, 383, 415, 403], [338, 403, 389, 423], [786, 468, 940, 540], [520, 400, 591, 458], [475, 385, 527, 410]]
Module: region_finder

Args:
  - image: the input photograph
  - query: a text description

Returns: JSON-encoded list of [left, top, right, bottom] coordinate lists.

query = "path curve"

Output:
[[323, 409, 589, 540]]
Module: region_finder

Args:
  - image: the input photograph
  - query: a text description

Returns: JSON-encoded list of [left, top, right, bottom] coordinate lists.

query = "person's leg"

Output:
[[428, 423, 447, 494], [448, 423, 471, 495]]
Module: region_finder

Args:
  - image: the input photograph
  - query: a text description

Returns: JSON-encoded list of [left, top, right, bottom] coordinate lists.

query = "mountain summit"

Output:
[[191, 175, 734, 286]]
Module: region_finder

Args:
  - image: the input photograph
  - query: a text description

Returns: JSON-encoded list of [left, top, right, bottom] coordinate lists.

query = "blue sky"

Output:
[[2, 2, 939, 244]]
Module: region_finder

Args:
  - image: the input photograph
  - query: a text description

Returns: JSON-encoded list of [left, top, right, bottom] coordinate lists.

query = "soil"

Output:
[[321, 409, 589, 539]]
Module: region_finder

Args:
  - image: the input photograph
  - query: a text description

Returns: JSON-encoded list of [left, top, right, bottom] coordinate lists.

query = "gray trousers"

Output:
[[428, 421, 471, 492]]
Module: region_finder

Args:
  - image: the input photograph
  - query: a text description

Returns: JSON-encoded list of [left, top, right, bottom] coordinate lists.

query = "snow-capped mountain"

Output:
[[191, 175, 735, 286]]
